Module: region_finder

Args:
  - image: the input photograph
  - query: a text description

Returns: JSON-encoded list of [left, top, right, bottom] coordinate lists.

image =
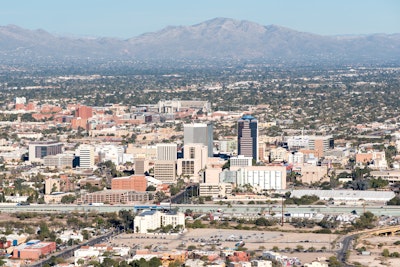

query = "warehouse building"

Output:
[[290, 189, 395, 203]]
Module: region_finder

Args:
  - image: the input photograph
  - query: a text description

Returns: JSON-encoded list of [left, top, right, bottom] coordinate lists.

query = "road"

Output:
[[336, 225, 400, 267], [337, 233, 358, 267], [2, 203, 400, 216]]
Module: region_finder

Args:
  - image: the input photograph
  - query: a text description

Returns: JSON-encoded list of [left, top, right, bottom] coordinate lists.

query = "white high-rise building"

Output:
[[77, 145, 95, 170], [184, 123, 213, 157], [156, 143, 177, 161], [236, 166, 287, 191]]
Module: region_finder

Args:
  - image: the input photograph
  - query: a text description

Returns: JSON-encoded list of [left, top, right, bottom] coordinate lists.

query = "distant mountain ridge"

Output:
[[0, 18, 399, 64]]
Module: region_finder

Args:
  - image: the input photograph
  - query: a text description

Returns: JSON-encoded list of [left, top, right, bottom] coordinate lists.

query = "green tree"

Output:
[[382, 248, 390, 257], [155, 191, 167, 203], [254, 217, 276, 227], [169, 261, 183, 267], [385, 145, 397, 167], [188, 220, 205, 229], [101, 258, 119, 267], [353, 211, 376, 230], [81, 230, 90, 240], [38, 221, 51, 240], [61, 194, 77, 204], [146, 185, 156, 191], [169, 185, 180, 196], [328, 256, 343, 267], [0, 236, 7, 245], [387, 196, 400, 205], [187, 245, 197, 251], [222, 160, 230, 170], [369, 177, 388, 189], [119, 209, 135, 230]]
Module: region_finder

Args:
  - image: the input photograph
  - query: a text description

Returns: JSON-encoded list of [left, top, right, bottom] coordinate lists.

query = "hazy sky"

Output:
[[1, 0, 399, 38]]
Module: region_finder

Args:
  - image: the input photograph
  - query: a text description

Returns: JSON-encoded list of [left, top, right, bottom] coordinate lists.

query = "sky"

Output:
[[1, 0, 399, 39]]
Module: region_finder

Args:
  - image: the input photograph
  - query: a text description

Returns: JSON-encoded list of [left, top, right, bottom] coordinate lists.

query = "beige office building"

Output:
[[154, 160, 176, 182], [177, 143, 207, 182]]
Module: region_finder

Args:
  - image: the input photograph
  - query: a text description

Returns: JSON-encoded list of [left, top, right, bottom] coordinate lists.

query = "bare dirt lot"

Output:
[[109, 228, 339, 264], [350, 235, 400, 267]]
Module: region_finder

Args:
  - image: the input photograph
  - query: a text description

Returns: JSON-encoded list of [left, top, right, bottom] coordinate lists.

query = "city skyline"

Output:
[[1, 0, 399, 38]]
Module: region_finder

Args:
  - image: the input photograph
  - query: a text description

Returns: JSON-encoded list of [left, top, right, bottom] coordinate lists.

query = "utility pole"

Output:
[[363, 200, 366, 214], [281, 195, 284, 226]]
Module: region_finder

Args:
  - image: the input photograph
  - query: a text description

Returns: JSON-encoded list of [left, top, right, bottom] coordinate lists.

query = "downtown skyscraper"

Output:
[[237, 115, 258, 161], [183, 123, 213, 157]]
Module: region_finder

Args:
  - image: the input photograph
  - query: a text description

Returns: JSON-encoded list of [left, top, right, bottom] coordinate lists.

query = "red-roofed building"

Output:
[[76, 105, 93, 120], [14, 242, 56, 260], [111, 175, 147, 192], [227, 251, 250, 262]]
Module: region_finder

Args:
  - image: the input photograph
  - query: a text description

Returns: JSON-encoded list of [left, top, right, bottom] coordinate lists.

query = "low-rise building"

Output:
[[13, 242, 56, 260], [111, 175, 147, 191], [356, 151, 387, 169], [43, 154, 74, 169], [371, 170, 400, 182], [290, 189, 395, 203], [251, 260, 273, 267], [59, 231, 83, 243], [44, 192, 76, 204], [199, 183, 232, 198], [77, 190, 151, 204], [304, 262, 328, 267], [230, 155, 252, 167], [134, 210, 185, 234], [296, 164, 328, 184]]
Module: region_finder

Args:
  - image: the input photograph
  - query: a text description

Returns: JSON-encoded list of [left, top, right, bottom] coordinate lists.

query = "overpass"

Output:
[[366, 226, 400, 237]]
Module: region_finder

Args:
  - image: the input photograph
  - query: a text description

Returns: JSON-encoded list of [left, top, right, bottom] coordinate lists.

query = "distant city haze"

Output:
[[0, 0, 399, 38]]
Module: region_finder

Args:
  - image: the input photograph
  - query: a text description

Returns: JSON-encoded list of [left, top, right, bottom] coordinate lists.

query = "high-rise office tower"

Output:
[[237, 115, 258, 160], [177, 143, 208, 182], [28, 141, 63, 163], [134, 157, 149, 175], [77, 144, 95, 169], [156, 143, 177, 161], [183, 123, 213, 157], [76, 105, 93, 120]]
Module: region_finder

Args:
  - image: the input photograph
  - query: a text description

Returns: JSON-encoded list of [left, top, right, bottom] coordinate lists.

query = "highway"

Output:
[[2, 203, 400, 216]]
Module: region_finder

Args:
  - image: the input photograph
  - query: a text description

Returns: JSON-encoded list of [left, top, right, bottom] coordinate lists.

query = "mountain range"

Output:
[[1, 17, 399, 64]]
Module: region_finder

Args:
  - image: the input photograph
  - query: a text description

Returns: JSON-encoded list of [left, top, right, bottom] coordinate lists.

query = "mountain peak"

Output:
[[0, 18, 399, 63], [196, 17, 266, 32]]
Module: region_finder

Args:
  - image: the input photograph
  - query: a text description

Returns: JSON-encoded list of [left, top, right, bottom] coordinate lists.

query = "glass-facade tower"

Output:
[[237, 115, 258, 160]]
